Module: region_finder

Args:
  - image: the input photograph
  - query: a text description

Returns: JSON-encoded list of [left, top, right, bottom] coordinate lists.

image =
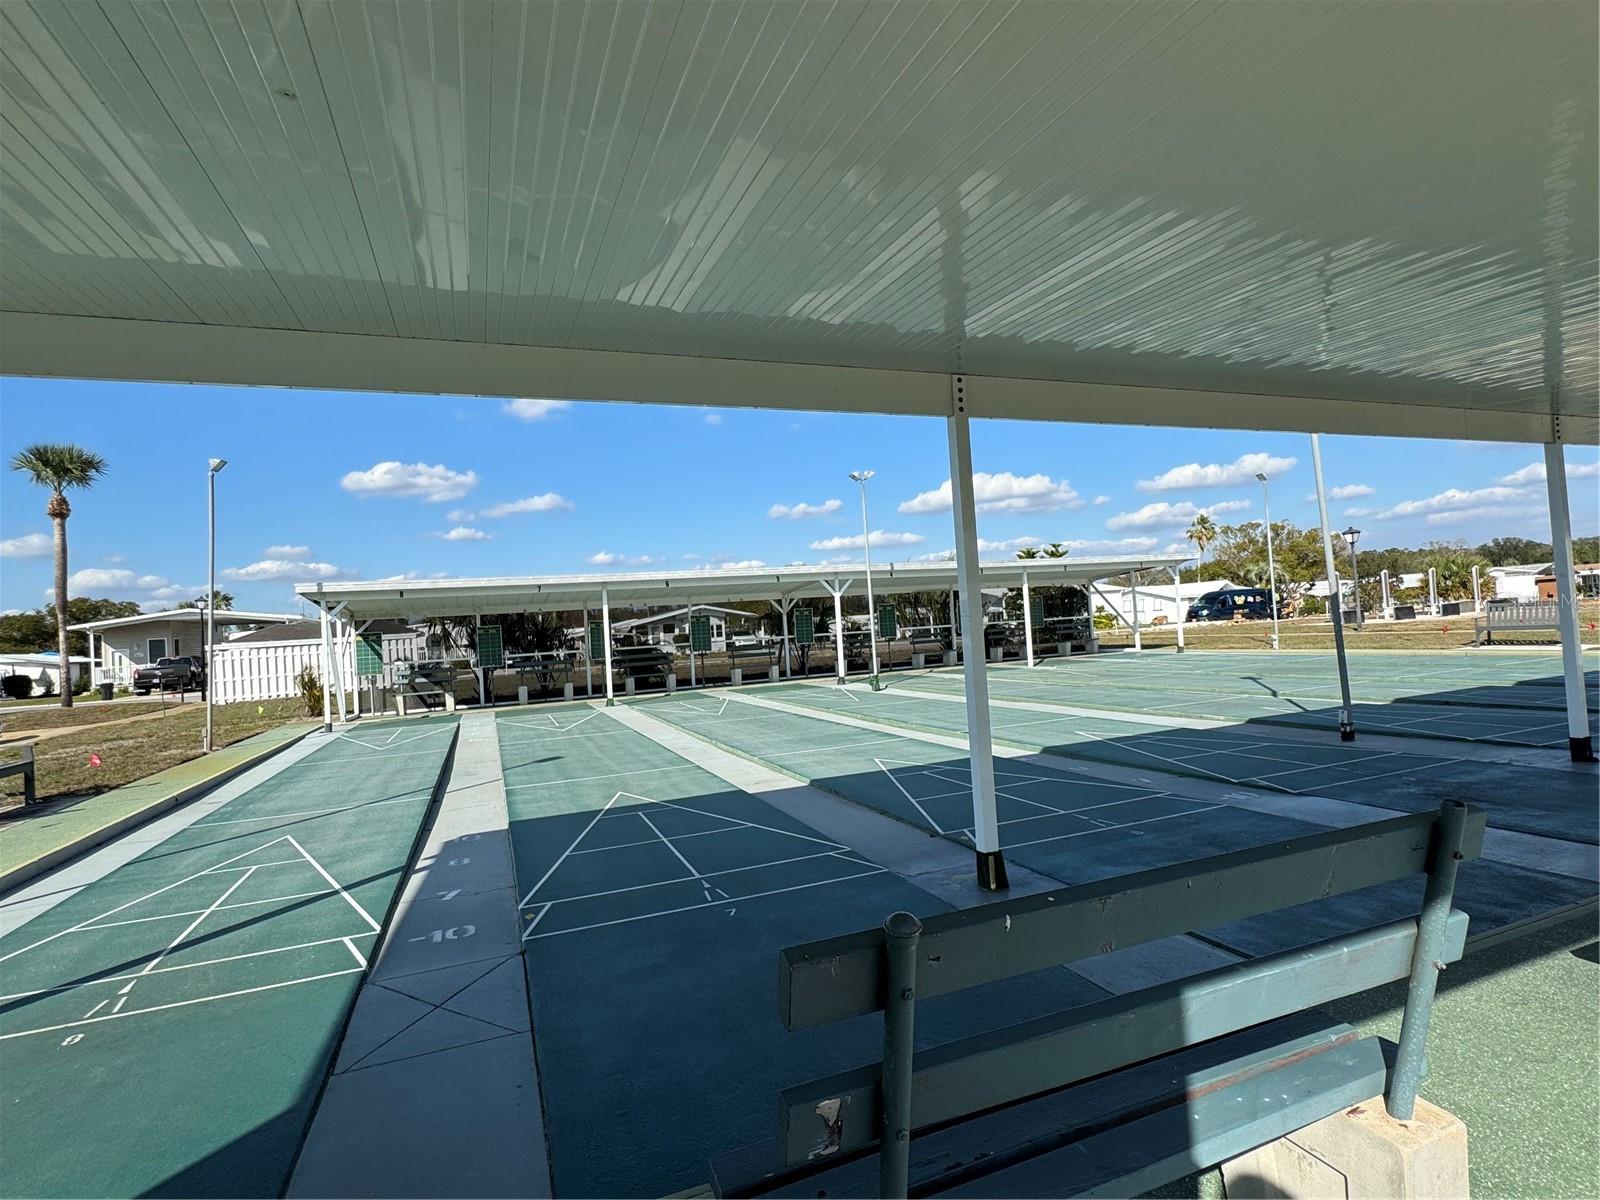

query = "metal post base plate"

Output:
[[975, 849, 1009, 892]]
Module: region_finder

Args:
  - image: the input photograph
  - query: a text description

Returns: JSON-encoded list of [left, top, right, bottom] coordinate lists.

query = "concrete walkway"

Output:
[[0, 721, 314, 893], [289, 711, 550, 1199]]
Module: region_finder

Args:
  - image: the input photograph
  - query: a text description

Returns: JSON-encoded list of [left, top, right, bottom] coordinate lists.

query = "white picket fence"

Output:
[[210, 632, 421, 704]]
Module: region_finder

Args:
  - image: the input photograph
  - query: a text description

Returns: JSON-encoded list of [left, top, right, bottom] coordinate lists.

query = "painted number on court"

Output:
[[411, 925, 476, 943]]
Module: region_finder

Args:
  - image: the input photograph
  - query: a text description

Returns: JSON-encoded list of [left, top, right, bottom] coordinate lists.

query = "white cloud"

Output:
[[1422, 505, 1545, 527], [446, 509, 475, 522], [587, 551, 663, 567], [222, 559, 345, 582], [480, 493, 574, 518], [704, 411, 724, 426], [717, 559, 766, 570], [897, 472, 1083, 515], [1344, 506, 1375, 518], [1063, 536, 1161, 553], [503, 398, 572, 421], [1137, 452, 1296, 492], [1369, 486, 1532, 520], [909, 550, 957, 563], [434, 527, 491, 541], [977, 535, 1043, 553], [1496, 459, 1600, 485], [59, 568, 197, 603], [768, 498, 843, 520], [809, 530, 926, 551], [341, 461, 478, 502], [103, 553, 126, 564], [0, 532, 50, 558], [1305, 484, 1376, 502], [0, 608, 22, 617], [1105, 499, 1249, 531], [263, 544, 310, 559], [1092, 495, 1111, 506]]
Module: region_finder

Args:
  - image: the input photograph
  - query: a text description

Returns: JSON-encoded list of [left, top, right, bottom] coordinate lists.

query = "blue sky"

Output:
[[2, 377, 1596, 616]]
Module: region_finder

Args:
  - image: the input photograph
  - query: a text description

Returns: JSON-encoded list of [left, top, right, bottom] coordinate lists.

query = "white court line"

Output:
[[522, 847, 861, 909], [518, 792, 625, 906], [341, 937, 368, 967], [872, 759, 944, 833], [524, 869, 888, 941], [0, 836, 297, 965], [630, 796, 848, 850], [996, 805, 1226, 850], [0, 969, 368, 1041], [0, 934, 379, 1002], [505, 763, 702, 790], [286, 748, 450, 767], [637, 811, 711, 894], [75, 889, 338, 931], [569, 823, 747, 855], [519, 902, 554, 941], [118, 867, 258, 999], [763, 736, 913, 757], [191, 792, 430, 827], [1073, 729, 1293, 793], [334, 726, 453, 752], [284, 835, 382, 932]]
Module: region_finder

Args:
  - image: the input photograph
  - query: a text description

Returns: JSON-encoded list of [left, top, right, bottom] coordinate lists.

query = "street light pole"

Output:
[[850, 470, 882, 689], [203, 457, 227, 752], [1342, 526, 1363, 629], [1255, 472, 1281, 651]]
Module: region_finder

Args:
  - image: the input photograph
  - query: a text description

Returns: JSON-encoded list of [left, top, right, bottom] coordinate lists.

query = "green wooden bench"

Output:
[[711, 800, 1481, 1198]]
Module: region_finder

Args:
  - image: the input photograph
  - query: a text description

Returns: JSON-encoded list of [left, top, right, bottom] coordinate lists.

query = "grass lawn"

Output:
[[0, 697, 314, 804], [1097, 602, 1600, 652], [0, 700, 170, 732]]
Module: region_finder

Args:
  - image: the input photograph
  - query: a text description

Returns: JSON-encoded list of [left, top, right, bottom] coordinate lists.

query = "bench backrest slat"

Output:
[[780, 807, 1484, 1030], [776, 909, 1468, 1164]]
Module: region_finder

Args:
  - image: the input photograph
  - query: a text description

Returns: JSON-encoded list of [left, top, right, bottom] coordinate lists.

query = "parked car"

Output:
[[133, 656, 204, 694], [1186, 588, 1278, 622]]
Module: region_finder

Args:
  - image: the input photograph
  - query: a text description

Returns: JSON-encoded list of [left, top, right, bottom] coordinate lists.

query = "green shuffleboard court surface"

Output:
[[633, 693, 1594, 959], [495, 706, 1108, 1197], [0, 715, 458, 1199], [754, 682, 1600, 844]]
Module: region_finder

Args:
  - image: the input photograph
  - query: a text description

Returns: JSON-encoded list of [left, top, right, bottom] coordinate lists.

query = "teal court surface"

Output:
[[0, 648, 1595, 1199], [0, 716, 459, 1199], [893, 648, 1600, 748]]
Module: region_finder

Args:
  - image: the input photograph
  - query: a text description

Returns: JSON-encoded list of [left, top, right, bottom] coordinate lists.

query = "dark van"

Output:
[[1186, 588, 1275, 621]]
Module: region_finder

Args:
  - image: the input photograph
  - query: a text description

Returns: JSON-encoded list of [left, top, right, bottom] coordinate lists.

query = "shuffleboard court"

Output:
[[0, 715, 458, 1200], [497, 706, 1108, 1197], [635, 695, 1595, 959], [896, 656, 1594, 748], [760, 682, 1600, 844]]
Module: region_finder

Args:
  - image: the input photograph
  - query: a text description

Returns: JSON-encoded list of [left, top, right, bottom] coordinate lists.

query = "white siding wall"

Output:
[[210, 631, 421, 704], [100, 620, 197, 685]]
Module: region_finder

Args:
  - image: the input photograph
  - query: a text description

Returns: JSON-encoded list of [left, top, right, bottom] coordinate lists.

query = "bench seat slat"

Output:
[[781, 808, 1484, 1030], [777, 910, 1466, 1165], [713, 1013, 1384, 1198]]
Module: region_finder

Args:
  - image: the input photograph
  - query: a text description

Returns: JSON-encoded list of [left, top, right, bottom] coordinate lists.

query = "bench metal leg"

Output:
[[1387, 800, 1468, 1119], [880, 912, 922, 1198]]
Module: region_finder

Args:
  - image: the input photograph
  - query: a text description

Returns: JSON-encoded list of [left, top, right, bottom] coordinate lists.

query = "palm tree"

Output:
[[1015, 546, 1041, 560], [9, 443, 107, 707], [1186, 513, 1217, 563]]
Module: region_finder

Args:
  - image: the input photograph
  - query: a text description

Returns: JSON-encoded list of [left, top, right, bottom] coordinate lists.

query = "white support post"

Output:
[[1381, 569, 1392, 616], [88, 630, 98, 687], [1544, 442, 1596, 761], [947, 409, 1006, 891], [474, 614, 487, 707], [1021, 571, 1036, 667], [687, 603, 697, 688], [1471, 564, 1481, 613], [1428, 568, 1438, 616], [331, 605, 350, 724], [582, 604, 593, 697], [1129, 572, 1143, 651], [830, 582, 850, 682], [948, 589, 958, 651], [774, 599, 794, 678], [1310, 433, 1356, 740], [1173, 567, 1186, 652], [317, 589, 333, 733], [600, 587, 615, 707]]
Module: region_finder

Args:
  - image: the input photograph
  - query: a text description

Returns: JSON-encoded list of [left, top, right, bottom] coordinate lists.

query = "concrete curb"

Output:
[[0, 724, 316, 896]]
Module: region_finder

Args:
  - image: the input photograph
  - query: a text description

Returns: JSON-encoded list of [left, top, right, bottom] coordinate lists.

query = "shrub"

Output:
[[295, 664, 324, 717], [1, 674, 33, 700], [72, 670, 91, 695], [1298, 595, 1325, 615], [1092, 611, 1117, 631]]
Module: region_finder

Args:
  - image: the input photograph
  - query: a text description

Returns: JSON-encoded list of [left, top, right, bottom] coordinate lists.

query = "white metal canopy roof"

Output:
[[295, 557, 1184, 621], [64, 608, 300, 633], [2, 1, 1595, 443]]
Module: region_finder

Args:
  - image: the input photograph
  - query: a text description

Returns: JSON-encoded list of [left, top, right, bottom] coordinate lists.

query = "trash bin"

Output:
[[98, 682, 114, 701]]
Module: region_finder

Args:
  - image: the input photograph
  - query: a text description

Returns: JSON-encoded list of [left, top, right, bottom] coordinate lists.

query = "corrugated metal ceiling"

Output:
[[2, 0, 1595, 434]]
